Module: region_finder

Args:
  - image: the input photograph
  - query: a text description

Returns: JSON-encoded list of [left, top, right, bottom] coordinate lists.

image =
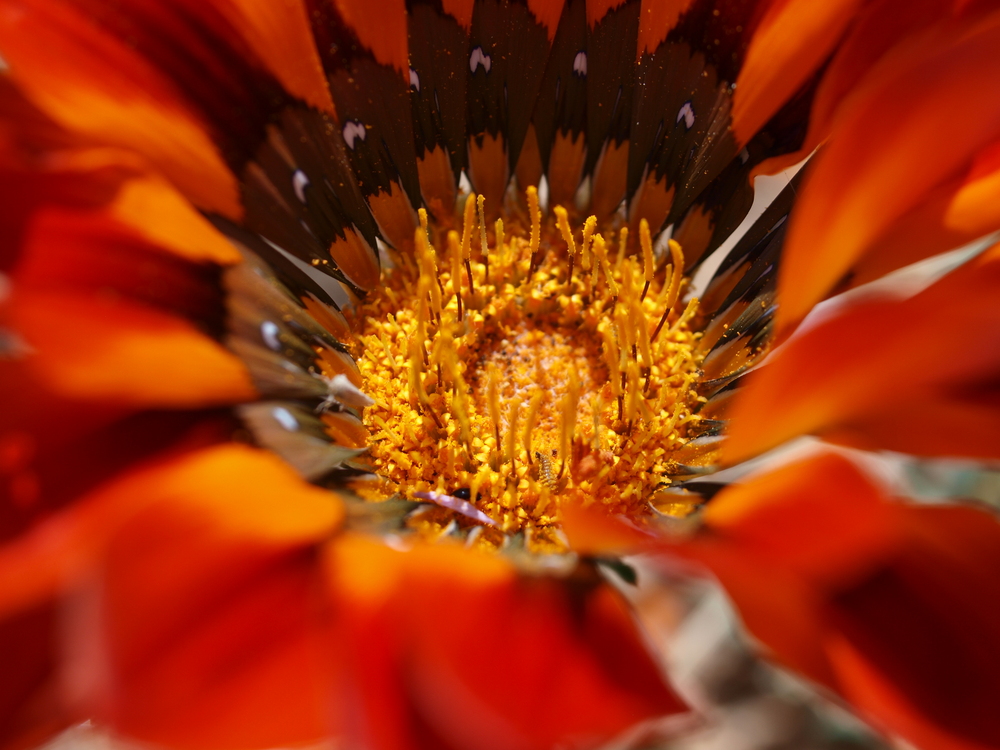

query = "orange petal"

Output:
[[824, 505, 1000, 750], [104, 164, 243, 266], [636, 0, 697, 58], [6, 146, 241, 267], [221, 0, 335, 113], [724, 244, 1000, 464], [847, 139, 1000, 287], [94, 470, 343, 750], [331, 0, 409, 73], [752, 0, 959, 177], [775, 10, 1000, 333], [0, 0, 241, 218], [325, 535, 685, 750], [669, 453, 1000, 750], [7, 289, 257, 408], [0, 444, 342, 619], [561, 501, 660, 556], [731, 0, 866, 146], [670, 454, 899, 688]]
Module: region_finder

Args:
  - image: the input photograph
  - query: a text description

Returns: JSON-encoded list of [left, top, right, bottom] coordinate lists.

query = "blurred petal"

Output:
[[775, 9, 1000, 332], [670, 453, 1000, 750], [724, 243, 1000, 464], [220, 0, 335, 113], [325, 535, 685, 750], [750, 0, 958, 177], [91, 450, 344, 750], [0, 442, 341, 627], [732, 0, 865, 146], [847, 139, 1000, 287], [0, 601, 66, 750], [7, 289, 255, 407], [0, 0, 241, 217]]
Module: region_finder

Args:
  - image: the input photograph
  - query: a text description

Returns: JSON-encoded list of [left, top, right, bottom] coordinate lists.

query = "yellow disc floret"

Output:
[[354, 189, 704, 554]]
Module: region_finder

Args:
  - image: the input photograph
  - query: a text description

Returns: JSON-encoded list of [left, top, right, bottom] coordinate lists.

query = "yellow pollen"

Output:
[[354, 189, 705, 554]]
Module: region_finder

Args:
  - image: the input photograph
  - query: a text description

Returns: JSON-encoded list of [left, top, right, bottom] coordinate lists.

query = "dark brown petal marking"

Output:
[[671, 68, 820, 269], [466, 0, 556, 211], [528, 0, 587, 208], [307, 0, 425, 226], [626, 0, 766, 233], [407, 1, 473, 183], [584, 0, 640, 217]]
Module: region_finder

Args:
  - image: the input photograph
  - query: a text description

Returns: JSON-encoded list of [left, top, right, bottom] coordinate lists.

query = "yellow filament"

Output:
[[665, 238, 684, 309], [554, 205, 576, 256], [487, 362, 502, 463], [558, 363, 580, 479], [580, 215, 597, 271], [494, 218, 505, 270], [460, 193, 476, 261], [527, 185, 541, 272], [522, 390, 544, 463], [592, 234, 618, 297], [670, 297, 700, 336], [506, 397, 522, 468], [448, 230, 463, 320]]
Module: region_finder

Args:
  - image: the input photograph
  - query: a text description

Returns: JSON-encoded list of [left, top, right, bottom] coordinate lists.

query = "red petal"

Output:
[[668, 453, 1000, 750], [775, 9, 1000, 333], [7, 289, 256, 408], [0, 0, 240, 217], [725, 244, 1000, 464], [0, 602, 67, 750], [325, 535, 685, 750], [0, 444, 342, 619], [731, 0, 865, 146]]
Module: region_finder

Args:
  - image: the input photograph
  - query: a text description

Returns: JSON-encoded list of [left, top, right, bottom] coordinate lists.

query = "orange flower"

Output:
[[0, 1, 999, 750]]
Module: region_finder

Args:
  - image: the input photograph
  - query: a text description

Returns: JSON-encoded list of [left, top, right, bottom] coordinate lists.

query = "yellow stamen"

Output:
[[522, 389, 544, 465], [527, 185, 541, 276], [354, 188, 704, 554], [557, 363, 580, 480], [639, 218, 654, 301], [477, 193, 489, 284], [461, 193, 477, 293]]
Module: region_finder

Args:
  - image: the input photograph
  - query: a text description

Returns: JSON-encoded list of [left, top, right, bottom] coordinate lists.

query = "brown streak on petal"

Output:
[[321, 411, 368, 450], [590, 139, 629, 221], [366, 180, 418, 252], [316, 347, 363, 389], [627, 173, 673, 248], [671, 203, 714, 268], [548, 130, 587, 210], [636, 0, 695, 60], [468, 132, 509, 218], [328, 227, 380, 292]]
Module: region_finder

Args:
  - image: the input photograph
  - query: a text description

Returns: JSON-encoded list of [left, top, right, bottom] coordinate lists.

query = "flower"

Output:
[[1, 1, 999, 750]]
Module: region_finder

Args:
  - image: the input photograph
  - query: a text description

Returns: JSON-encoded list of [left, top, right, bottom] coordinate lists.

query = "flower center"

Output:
[[355, 188, 704, 554]]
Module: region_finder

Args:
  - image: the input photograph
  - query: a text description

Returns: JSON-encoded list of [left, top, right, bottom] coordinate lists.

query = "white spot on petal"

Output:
[[273, 407, 298, 431], [739, 147, 750, 164], [469, 46, 491, 74], [572, 51, 587, 77], [342, 120, 366, 150], [677, 100, 695, 130], [261, 320, 281, 351], [292, 169, 309, 203], [409, 66, 420, 91]]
